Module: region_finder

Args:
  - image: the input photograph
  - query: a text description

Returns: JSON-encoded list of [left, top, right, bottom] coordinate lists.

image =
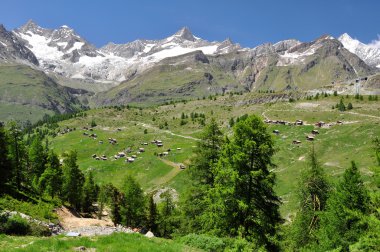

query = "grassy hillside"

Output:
[[0, 64, 83, 123], [48, 93, 380, 217]]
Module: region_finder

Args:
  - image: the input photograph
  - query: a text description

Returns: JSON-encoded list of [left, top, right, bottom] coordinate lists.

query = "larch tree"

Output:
[[121, 175, 146, 227], [7, 121, 25, 190], [62, 151, 85, 209], [82, 171, 98, 212], [28, 135, 47, 187], [289, 146, 330, 250], [146, 194, 158, 234], [318, 161, 370, 251], [181, 118, 224, 233], [38, 151, 63, 199], [206, 115, 281, 250]]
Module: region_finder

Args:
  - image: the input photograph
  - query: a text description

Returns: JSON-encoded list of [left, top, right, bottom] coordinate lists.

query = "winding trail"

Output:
[[136, 122, 201, 141], [261, 109, 367, 126]]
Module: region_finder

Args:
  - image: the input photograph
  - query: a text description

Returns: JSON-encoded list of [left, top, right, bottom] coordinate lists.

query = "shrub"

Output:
[[179, 234, 225, 251], [4, 214, 30, 235], [30, 222, 51, 236]]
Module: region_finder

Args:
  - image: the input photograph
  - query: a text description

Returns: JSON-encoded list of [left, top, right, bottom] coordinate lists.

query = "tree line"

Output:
[[0, 121, 97, 213]]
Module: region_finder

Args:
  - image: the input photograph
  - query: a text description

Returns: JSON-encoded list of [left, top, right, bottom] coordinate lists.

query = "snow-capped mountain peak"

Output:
[[173, 27, 196, 41], [338, 33, 380, 68], [10, 22, 243, 83]]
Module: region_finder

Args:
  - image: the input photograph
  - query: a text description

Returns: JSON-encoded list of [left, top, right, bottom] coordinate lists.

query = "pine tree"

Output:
[[289, 147, 330, 250], [318, 161, 370, 251], [338, 98, 346, 111], [62, 151, 85, 209], [158, 191, 178, 238], [347, 102, 353, 110], [121, 175, 146, 227], [82, 172, 98, 212], [147, 194, 158, 234], [181, 118, 224, 233], [28, 135, 47, 187], [7, 121, 25, 190], [38, 151, 63, 199], [103, 183, 123, 224], [190, 118, 224, 186], [206, 115, 281, 250], [0, 122, 12, 193]]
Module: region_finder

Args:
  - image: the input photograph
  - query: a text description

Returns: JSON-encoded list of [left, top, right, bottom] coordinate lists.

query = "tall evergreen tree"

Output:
[[7, 121, 25, 190], [318, 161, 370, 251], [28, 135, 47, 187], [103, 183, 123, 224], [62, 151, 85, 209], [0, 122, 12, 192], [289, 146, 330, 250], [38, 151, 63, 199], [190, 118, 224, 186], [82, 172, 98, 212], [338, 98, 346, 111], [181, 118, 223, 233], [158, 191, 178, 238], [147, 194, 158, 234], [205, 115, 281, 250], [121, 175, 146, 227]]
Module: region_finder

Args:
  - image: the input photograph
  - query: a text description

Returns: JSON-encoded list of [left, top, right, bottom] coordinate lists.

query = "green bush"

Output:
[[178, 234, 225, 251], [4, 214, 30, 235], [178, 234, 256, 251], [0, 196, 57, 223], [30, 222, 51, 236]]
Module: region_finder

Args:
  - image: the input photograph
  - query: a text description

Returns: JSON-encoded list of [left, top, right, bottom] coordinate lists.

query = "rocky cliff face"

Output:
[[0, 24, 39, 65]]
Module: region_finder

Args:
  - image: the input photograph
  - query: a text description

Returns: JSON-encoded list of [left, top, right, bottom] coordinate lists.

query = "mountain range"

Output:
[[0, 20, 379, 120]]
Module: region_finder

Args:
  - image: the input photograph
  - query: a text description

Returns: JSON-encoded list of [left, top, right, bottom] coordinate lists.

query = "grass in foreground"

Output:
[[0, 233, 200, 252]]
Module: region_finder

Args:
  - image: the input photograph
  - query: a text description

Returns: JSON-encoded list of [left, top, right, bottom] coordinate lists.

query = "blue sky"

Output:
[[1, 0, 379, 48]]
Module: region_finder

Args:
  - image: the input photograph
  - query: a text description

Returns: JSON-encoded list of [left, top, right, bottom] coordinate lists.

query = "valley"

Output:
[[48, 93, 380, 216]]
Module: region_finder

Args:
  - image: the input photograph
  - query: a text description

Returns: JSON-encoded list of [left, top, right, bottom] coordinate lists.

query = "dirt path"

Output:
[[262, 109, 363, 126], [153, 158, 184, 186], [56, 206, 113, 231], [136, 122, 200, 141], [347, 111, 380, 120]]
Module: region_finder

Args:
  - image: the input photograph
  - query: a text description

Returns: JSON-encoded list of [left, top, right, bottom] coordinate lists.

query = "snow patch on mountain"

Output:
[[17, 31, 64, 61], [12, 22, 242, 83]]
